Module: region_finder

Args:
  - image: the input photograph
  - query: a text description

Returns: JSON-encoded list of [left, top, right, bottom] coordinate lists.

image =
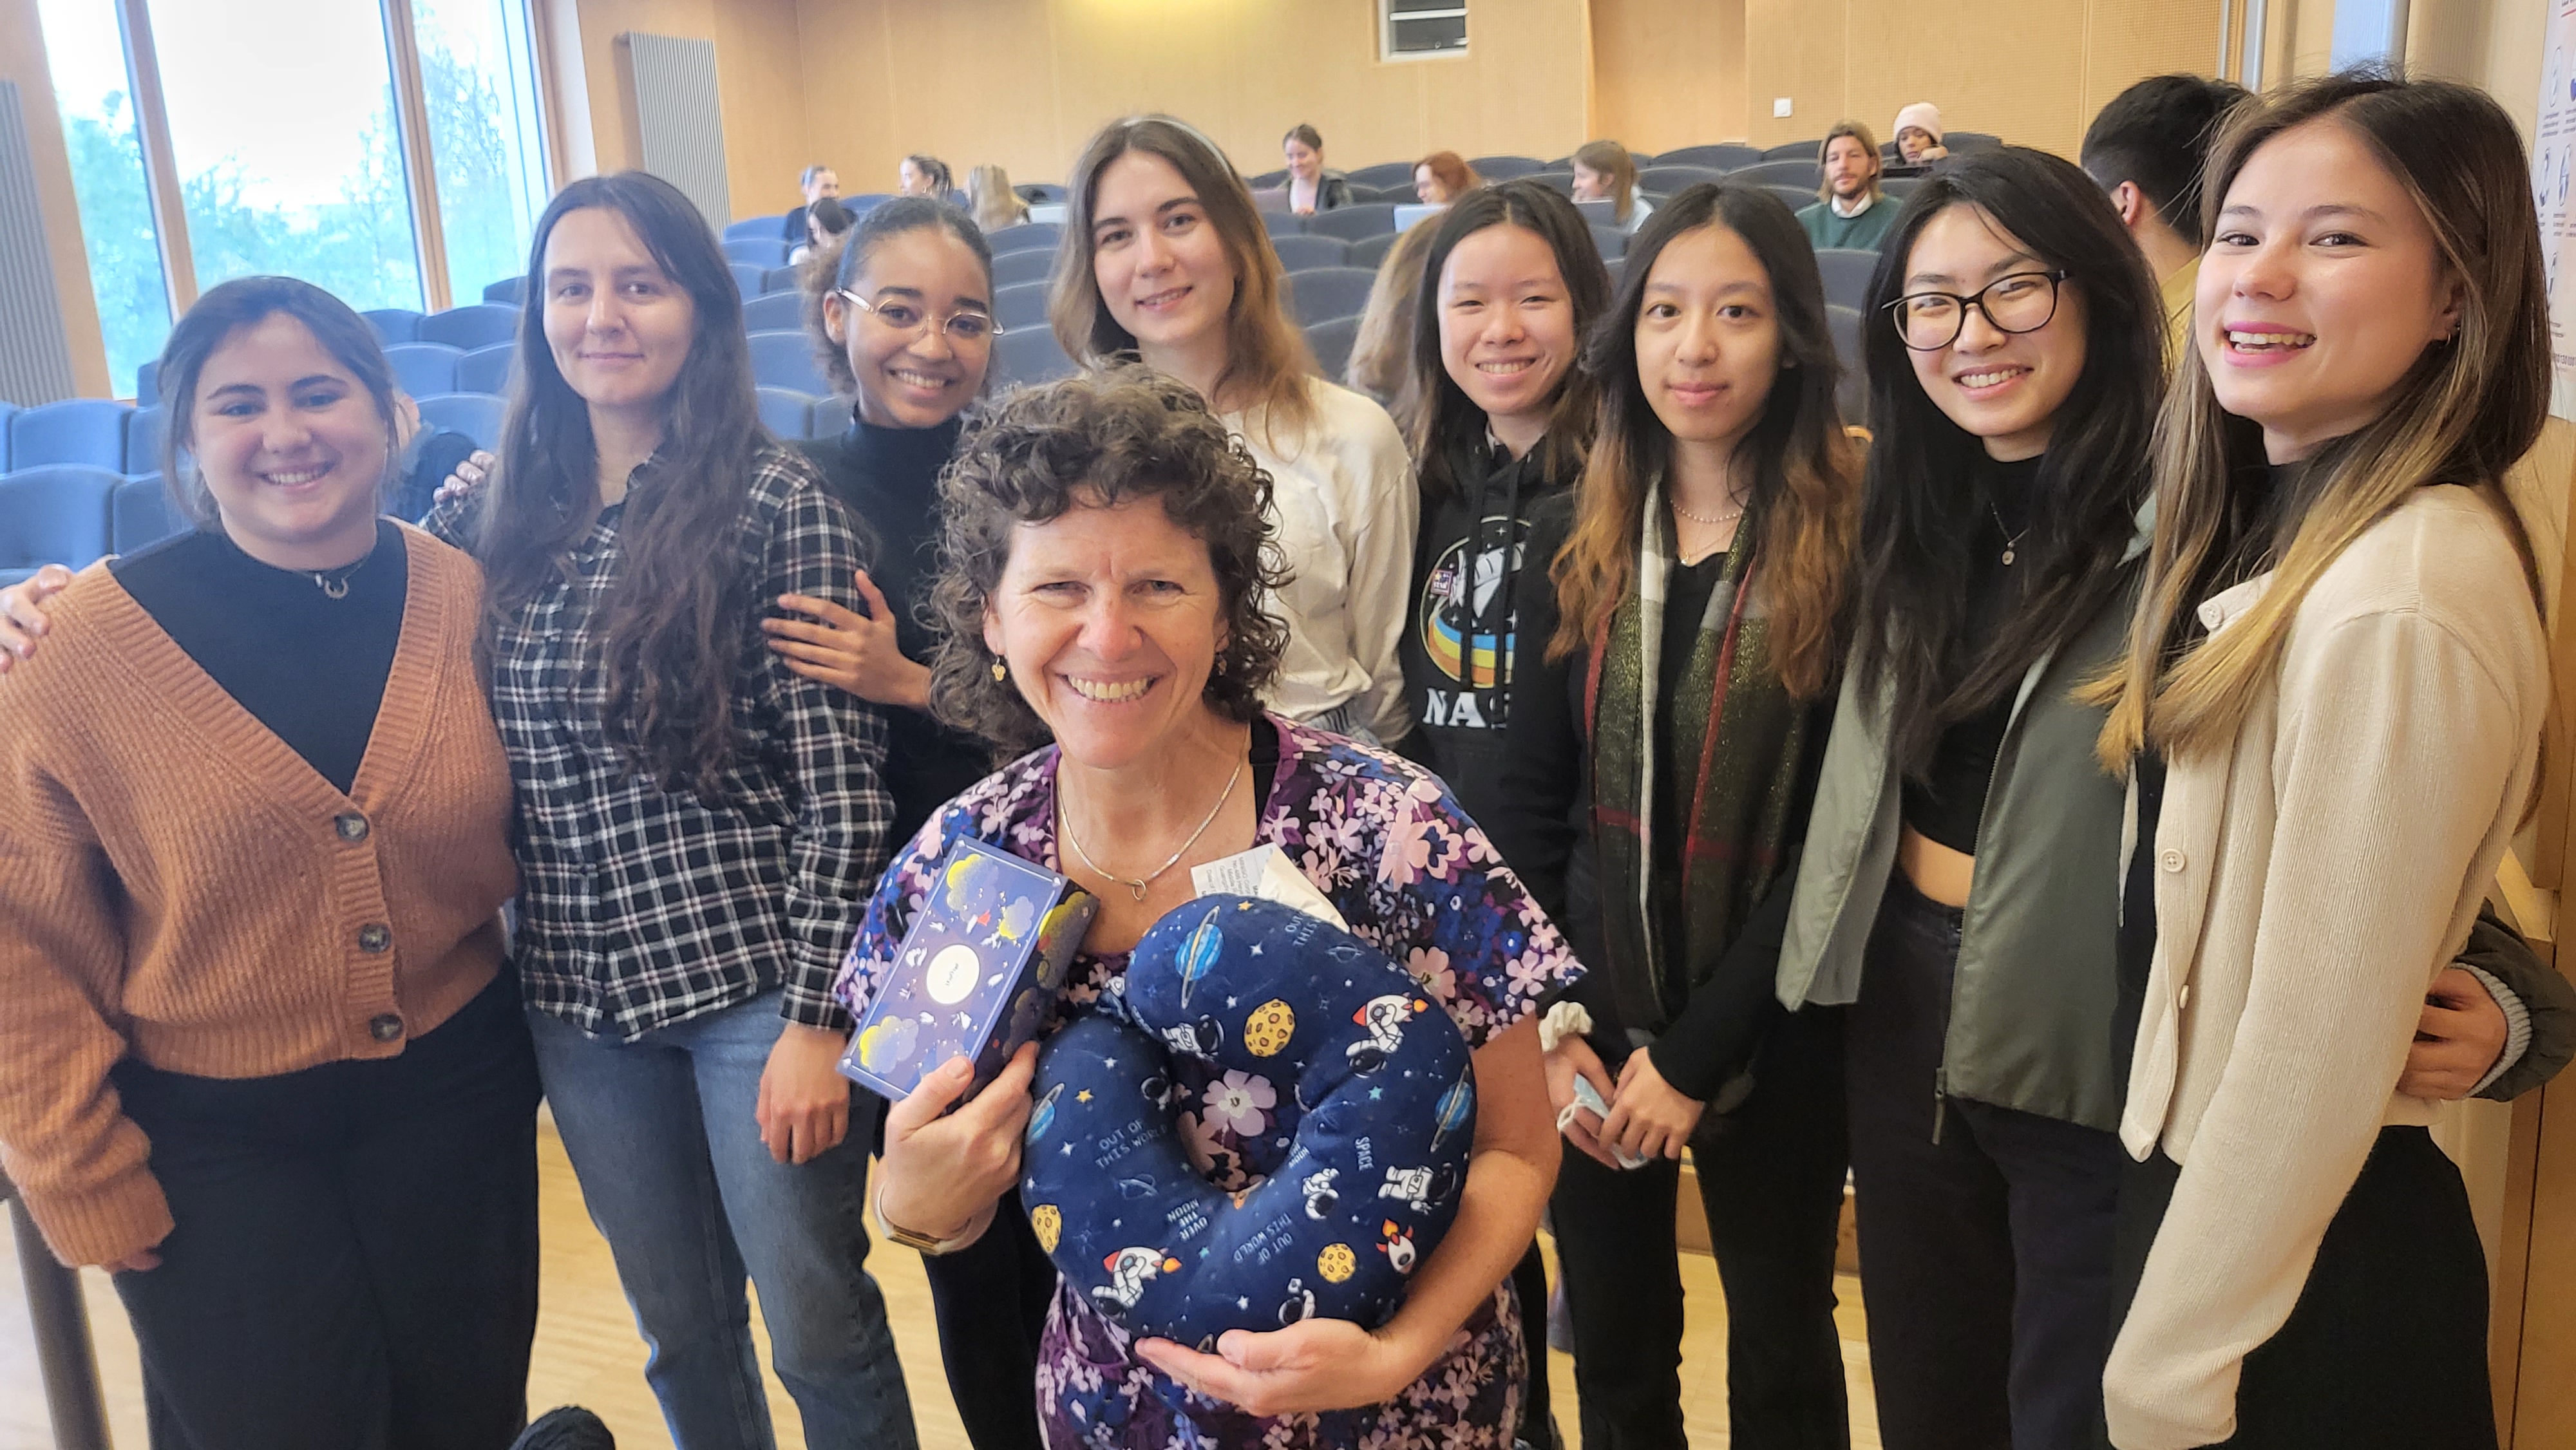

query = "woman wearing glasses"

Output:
[[1054, 113, 1415, 744], [1775, 148, 2166, 1450], [770, 194, 1060, 1450]]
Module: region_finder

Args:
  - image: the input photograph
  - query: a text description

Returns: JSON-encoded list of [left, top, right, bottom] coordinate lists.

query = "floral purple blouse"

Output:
[[837, 715, 1580, 1449]]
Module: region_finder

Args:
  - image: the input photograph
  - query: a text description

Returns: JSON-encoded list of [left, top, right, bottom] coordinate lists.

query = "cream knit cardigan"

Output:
[[2105, 485, 2546, 1449]]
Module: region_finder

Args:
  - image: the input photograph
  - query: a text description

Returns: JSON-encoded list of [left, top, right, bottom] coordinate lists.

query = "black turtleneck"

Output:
[[110, 519, 408, 795], [795, 411, 994, 835], [1900, 451, 2042, 854]]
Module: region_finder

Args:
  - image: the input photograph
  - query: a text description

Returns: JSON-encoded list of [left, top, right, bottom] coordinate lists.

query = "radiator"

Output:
[[621, 32, 731, 231], [0, 81, 78, 406]]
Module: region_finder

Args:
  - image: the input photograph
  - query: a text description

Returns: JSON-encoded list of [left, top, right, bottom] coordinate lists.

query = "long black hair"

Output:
[[1549, 183, 1860, 699], [1409, 178, 1611, 501], [469, 170, 770, 799], [1847, 147, 2163, 776]]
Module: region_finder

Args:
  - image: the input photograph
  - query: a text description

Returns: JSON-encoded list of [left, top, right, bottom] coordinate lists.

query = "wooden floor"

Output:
[[2, 1122, 1882, 1448]]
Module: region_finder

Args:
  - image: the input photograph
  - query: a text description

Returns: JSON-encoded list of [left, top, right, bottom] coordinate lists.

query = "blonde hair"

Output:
[[967, 164, 1029, 233], [1343, 220, 1441, 429], [1051, 115, 1318, 444], [2092, 71, 2549, 770], [1573, 140, 1641, 225]]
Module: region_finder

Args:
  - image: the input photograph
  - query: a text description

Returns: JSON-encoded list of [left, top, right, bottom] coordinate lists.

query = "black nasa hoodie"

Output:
[[1397, 433, 1578, 834]]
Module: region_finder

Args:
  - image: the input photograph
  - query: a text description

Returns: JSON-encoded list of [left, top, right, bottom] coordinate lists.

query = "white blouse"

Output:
[[1223, 381, 1417, 744]]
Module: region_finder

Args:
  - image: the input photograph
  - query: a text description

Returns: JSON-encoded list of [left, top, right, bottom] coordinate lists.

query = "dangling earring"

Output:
[[991, 655, 1009, 683]]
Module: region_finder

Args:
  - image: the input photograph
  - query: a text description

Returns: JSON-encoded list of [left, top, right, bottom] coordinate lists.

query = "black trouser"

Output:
[[1513, 1239, 1557, 1447], [922, 1186, 1058, 1450], [110, 970, 542, 1450], [1845, 875, 2126, 1450], [1549, 1005, 1851, 1450], [2110, 1125, 2495, 1449]]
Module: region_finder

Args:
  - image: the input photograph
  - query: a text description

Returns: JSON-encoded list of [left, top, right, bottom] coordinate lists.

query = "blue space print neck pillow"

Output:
[[1020, 894, 1477, 1348]]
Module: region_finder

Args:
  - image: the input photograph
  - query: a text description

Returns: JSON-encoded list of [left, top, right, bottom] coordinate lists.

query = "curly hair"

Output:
[[928, 366, 1293, 751]]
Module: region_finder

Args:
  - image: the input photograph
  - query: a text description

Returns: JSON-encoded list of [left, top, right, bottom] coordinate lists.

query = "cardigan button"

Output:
[[368, 1013, 404, 1042], [358, 923, 391, 953], [335, 812, 370, 843], [2178, 984, 2193, 1012], [2158, 848, 2186, 872]]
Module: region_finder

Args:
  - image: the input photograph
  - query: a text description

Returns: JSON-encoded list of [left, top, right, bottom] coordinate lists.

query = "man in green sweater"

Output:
[[1798, 120, 1902, 251]]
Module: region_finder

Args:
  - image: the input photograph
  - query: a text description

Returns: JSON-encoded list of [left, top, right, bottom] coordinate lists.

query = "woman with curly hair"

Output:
[[851, 366, 1580, 1449]]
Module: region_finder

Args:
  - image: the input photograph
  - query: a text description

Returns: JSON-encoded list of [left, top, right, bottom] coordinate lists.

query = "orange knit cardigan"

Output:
[[0, 524, 518, 1267]]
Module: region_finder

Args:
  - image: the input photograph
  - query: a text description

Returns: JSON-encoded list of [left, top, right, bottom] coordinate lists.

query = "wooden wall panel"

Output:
[[558, 0, 811, 217]]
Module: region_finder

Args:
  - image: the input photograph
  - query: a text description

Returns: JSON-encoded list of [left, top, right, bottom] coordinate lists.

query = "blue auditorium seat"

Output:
[[0, 401, 14, 470], [1946, 131, 2003, 154], [1282, 267, 1376, 326], [456, 342, 516, 397], [1347, 232, 1399, 270], [1259, 211, 1304, 238], [1814, 249, 1880, 311], [1247, 169, 1289, 190], [1640, 164, 1723, 196], [1827, 303, 1867, 426], [728, 263, 765, 298], [363, 308, 424, 344], [988, 223, 1062, 256], [1651, 144, 1764, 173], [726, 237, 791, 268], [1472, 156, 1548, 180], [991, 248, 1056, 288], [8, 399, 131, 471], [134, 359, 160, 406], [993, 281, 1051, 332], [806, 394, 849, 439], [1304, 205, 1397, 243], [746, 330, 831, 395], [1525, 171, 1577, 197], [994, 326, 1076, 391], [1271, 234, 1349, 272], [757, 386, 817, 439], [1763, 184, 1818, 214], [417, 304, 518, 351], [1764, 140, 1824, 162], [762, 265, 802, 294], [414, 393, 506, 451], [0, 465, 118, 578], [111, 473, 189, 554], [1590, 225, 1627, 260], [1304, 315, 1359, 382], [1732, 159, 1824, 190], [1012, 183, 1068, 204], [483, 276, 526, 306], [1345, 161, 1416, 189], [124, 406, 167, 476], [1882, 176, 1924, 201], [1351, 184, 1416, 205], [724, 215, 790, 241], [385, 343, 463, 399], [742, 291, 806, 333]]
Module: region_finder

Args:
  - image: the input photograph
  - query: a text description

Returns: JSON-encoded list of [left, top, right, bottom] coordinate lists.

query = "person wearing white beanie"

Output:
[[1893, 102, 1949, 164]]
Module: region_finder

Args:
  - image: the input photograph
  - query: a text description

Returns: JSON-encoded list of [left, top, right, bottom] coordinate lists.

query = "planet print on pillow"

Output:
[[1021, 894, 1477, 1348]]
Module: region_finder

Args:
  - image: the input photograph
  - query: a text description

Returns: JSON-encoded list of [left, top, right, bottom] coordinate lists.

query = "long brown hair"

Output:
[[1345, 221, 1442, 428], [466, 171, 772, 798], [1573, 140, 1642, 226], [1048, 115, 1317, 444], [2092, 71, 2548, 768], [1409, 180, 1609, 501], [1548, 184, 1861, 700]]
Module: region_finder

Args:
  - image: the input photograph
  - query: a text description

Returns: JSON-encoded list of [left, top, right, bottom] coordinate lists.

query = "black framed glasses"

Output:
[[836, 290, 1003, 343], [1884, 269, 2068, 351]]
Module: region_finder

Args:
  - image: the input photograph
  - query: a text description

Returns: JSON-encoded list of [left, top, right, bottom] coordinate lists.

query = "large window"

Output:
[[41, 0, 552, 396], [415, 0, 553, 303], [148, 0, 426, 314], [35, 0, 170, 399]]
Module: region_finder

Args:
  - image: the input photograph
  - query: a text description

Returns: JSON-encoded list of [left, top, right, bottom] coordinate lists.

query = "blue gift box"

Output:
[[839, 836, 1097, 1101]]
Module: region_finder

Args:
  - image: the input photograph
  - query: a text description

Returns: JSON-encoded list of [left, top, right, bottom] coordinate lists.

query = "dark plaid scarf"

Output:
[[1583, 478, 1817, 1033]]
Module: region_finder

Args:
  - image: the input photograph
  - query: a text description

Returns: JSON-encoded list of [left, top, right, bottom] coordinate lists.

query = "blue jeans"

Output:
[[528, 991, 916, 1450]]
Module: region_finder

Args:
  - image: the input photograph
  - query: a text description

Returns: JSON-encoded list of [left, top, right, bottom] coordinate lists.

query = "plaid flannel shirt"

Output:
[[430, 443, 891, 1040]]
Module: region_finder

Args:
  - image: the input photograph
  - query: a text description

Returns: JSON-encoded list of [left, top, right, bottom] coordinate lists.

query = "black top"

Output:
[[1488, 494, 1829, 1098], [1901, 451, 2041, 853], [386, 427, 484, 526], [782, 203, 811, 244], [795, 412, 996, 838], [1651, 549, 1729, 891], [1397, 436, 1577, 834], [111, 520, 408, 795]]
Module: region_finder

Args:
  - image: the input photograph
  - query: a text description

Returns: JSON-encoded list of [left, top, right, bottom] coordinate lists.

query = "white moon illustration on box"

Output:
[[925, 943, 983, 1006]]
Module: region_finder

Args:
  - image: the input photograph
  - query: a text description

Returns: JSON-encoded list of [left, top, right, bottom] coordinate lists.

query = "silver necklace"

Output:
[[307, 552, 372, 600], [1988, 502, 2030, 567], [1061, 752, 1246, 901]]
